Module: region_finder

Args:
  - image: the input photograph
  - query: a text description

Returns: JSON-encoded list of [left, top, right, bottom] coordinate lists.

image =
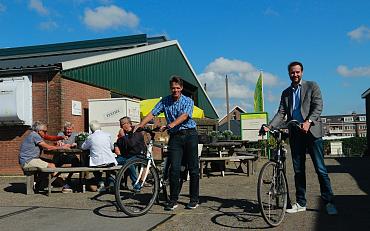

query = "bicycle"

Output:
[[257, 120, 300, 227], [114, 127, 187, 217]]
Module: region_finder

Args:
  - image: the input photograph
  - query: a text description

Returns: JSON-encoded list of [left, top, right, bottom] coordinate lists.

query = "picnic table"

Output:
[[23, 148, 122, 196], [200, 141, 258, 178]]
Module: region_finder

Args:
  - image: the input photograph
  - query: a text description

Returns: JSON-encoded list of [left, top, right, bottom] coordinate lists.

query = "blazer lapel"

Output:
[[301, 80, 307, 104], [288, 87, 293, 117]]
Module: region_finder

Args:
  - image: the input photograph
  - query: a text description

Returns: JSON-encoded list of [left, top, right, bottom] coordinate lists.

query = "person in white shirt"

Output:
[[81, 120, 117, 191]]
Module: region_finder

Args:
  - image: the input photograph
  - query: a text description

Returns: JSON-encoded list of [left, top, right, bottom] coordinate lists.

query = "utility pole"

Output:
[[225, 75, 230, 131]]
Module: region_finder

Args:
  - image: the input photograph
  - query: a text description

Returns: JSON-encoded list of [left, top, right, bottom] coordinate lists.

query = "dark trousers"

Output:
[[290, 130, 334, 206], [167, 129, 199, 203]]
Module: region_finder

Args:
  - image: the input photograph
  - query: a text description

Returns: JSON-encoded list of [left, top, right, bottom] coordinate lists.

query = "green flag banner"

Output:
[[254, 72, 264, 112]]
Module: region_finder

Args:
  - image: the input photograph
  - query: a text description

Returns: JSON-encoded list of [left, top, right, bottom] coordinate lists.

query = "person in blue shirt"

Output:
[[137, 76, 199, 211], [263, 61, 337, 215]]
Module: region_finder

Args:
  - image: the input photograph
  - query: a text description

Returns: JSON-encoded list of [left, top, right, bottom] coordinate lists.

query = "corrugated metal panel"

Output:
[[62, 45, 218, 119]]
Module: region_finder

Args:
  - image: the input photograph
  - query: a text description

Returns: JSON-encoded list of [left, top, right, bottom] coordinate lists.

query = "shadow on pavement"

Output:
[[4, 183, 25, 194], [199, 195, 270, 230], [315, 157, 370, 230]]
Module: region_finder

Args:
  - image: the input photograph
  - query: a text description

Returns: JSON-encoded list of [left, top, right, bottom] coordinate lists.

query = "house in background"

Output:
[[321, 113, 367, 138], [218, 106, 246, 136], [0, 34, 218, 175]]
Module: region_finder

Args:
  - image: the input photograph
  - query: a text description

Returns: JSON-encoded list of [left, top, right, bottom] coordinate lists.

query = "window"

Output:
[[343, 117, 354, 122], [344, 125, 355, 130], [322, 118, 326, 123], [360, 133, 367, 137], [359, 116, 366, 122], [359, 125, 367, 130]]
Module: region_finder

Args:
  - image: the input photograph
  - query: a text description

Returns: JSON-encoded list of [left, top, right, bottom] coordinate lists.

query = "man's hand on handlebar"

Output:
[[301, 120, 311, 133], [259, 124, 270, 136]]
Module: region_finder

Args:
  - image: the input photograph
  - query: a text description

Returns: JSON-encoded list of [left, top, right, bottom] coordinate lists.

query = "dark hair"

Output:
[[119, 116, 131, 124], [288, 61, 304, 72], [169, 76, 183, 87]]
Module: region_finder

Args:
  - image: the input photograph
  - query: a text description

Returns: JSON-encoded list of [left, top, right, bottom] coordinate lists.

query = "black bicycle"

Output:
[[257, 120, 300, 227]]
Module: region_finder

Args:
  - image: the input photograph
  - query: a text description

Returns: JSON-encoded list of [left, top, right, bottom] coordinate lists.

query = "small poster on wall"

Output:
[[72, 100, 82, 116], [240, 112, 268, 141]]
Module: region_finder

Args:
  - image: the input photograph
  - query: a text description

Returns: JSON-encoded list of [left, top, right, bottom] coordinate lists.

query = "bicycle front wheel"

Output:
[[115, 158, 159, 217], [257, 161, 288, 227]]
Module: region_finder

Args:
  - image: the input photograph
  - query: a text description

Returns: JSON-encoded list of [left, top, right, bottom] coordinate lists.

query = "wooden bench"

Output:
[[23, 166, 122, 196], [199, 153, 258, 178]]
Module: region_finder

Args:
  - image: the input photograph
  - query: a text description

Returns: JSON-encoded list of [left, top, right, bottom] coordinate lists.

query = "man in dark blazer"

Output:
[[266, 61, 337, 215]]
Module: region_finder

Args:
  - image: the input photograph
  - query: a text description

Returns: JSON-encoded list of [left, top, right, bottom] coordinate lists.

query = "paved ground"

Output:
[[1, 153, 370, 231]]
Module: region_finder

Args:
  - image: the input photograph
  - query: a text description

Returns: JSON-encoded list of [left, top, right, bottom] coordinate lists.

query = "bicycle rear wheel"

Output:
[[115, 158, 159, 216], [257, 161, 288, 227]]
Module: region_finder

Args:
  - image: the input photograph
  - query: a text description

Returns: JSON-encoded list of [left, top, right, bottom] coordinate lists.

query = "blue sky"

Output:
[[1, 0, 370, 118]]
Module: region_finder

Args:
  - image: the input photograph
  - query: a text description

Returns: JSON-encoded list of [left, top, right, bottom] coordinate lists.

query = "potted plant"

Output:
[[75, 132, 89, 148], [222, 130, 233, 141], [209, 130, 220, 143]]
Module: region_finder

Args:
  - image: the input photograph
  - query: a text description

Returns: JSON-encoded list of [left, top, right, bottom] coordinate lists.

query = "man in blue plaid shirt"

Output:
[[137, 76, 199, 211]]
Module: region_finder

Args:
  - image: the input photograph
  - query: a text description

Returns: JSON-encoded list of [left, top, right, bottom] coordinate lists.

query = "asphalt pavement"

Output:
[[1, 152, 370, 231]]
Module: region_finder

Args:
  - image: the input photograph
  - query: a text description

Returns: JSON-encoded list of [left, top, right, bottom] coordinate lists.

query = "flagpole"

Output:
[[225, 75, 230, 131]]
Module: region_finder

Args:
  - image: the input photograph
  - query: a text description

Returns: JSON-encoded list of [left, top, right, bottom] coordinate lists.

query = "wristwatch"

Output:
[[166, 124, 172, 129]]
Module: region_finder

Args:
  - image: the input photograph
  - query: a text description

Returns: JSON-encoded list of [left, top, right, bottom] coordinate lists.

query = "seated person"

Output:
[[114, 116, 146, 191], [81, 120, 117, 192], [57, 121, 77, 147], [19, 121, 72, 192]]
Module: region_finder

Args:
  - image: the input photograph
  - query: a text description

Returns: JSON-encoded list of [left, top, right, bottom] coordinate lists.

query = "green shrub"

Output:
[[323, 137, 367, 156]]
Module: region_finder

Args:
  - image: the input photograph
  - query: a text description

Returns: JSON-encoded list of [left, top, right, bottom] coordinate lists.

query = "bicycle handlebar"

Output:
[[135, 126, 168, 140], [259, 120, 301, 136]]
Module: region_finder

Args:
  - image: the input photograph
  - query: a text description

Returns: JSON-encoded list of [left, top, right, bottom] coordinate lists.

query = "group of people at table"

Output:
[[19, 117, 144, 193]]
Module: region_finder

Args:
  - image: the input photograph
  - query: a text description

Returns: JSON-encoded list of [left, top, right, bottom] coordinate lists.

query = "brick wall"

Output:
[[0, 73, 110, 175], [60, 77, 110, 132]]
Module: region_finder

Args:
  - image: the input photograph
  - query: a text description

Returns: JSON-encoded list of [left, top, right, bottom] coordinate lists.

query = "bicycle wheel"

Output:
[[115, 158, 159, 216], [257, 161, 288, 227]]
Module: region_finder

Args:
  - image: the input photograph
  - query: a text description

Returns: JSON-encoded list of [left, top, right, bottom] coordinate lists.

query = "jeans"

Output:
[[115, 155, 138, 185], [167, 129, 199, 203], [289, 130, 334, 206]]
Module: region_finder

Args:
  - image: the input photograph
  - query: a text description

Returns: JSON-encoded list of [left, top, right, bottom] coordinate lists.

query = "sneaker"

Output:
[[326, 203, 338, 215], [286, 203, 306, 214], [62, 184, 73, 193], [97, 182, 106, 193], [186, 201, 199, 209], [164, 201, 178, 211], [133, 183, 142, 192]]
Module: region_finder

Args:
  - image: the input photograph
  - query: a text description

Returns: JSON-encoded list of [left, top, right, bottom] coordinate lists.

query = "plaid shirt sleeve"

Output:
[[181, 97, 194, 118], [151, 99, 164, 116]]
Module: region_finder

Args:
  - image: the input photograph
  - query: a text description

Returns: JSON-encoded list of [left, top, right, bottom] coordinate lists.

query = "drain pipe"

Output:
[[46, 77, 49, 124]]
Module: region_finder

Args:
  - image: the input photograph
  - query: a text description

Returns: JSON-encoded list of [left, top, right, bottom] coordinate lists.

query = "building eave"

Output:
[[361, 88, 370, 98]]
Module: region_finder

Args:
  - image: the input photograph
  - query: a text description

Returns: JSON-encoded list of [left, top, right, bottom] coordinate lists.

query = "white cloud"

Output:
[[0, 3, 6, 13], [347, 26, 370, 41], [39, 21, 58, 30], [83, 5, 139, 31], [337, 65, 370, 77], [29, 0, 49, 15], [264, 7, 279, 16], [198, 57, 280, 115]]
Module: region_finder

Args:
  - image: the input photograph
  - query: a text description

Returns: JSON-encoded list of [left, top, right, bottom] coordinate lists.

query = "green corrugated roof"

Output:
[[61, 44, 218, 119]]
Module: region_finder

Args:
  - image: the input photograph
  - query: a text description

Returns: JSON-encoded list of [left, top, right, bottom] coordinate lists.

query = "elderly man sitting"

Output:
[[57, 121, 78, 147], [81, 120, 117, 192], [19, 121, 72, 192]]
